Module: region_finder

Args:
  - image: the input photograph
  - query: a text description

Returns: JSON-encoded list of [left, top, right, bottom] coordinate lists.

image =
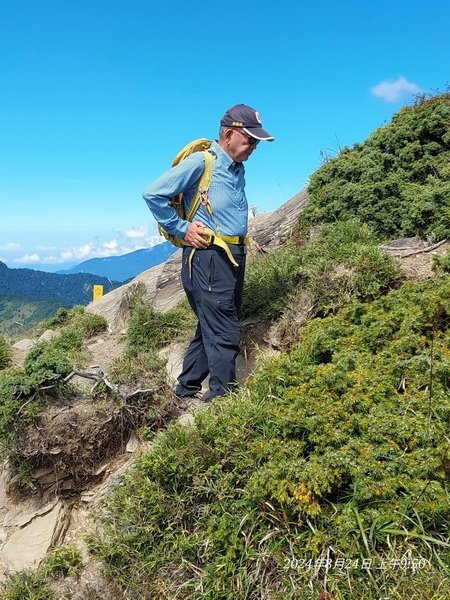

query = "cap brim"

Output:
[[244, 127, 275, 141]]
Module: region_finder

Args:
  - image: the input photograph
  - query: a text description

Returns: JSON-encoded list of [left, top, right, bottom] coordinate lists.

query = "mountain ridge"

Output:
[[56, 242, 177, 281], [0, 261, 122, 306]]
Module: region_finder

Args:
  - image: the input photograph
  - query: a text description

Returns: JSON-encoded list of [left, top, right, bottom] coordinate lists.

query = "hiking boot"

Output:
[[202, 391, 228, 403], [174, 391, 203, 409]]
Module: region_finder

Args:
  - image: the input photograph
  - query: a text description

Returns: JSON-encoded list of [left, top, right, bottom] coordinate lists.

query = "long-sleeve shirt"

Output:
[[142, 140, 248, 239]]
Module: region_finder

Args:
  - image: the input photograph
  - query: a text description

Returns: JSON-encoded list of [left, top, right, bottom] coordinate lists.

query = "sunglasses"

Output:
[[233, 128, 260, 147]]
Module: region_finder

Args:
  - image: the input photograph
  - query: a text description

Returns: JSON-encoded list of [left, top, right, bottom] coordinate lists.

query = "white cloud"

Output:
[[0, 242, 21, 250], [124, 225, 150, 239], [34, 227, 164, 264], [36, 244, 58, 251], [370, 76, 421, 102], [103, 240, 119, 250], [10, 223, 166, 266], [14, 253, 41, 263], [58, 244, 95, 262]]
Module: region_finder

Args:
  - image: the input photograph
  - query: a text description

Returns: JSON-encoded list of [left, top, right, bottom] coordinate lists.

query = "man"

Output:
[[143, 104, 274, 403]]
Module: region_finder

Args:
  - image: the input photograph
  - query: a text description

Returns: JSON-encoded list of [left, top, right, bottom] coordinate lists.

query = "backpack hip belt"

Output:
[[186, 228, 250, 277]]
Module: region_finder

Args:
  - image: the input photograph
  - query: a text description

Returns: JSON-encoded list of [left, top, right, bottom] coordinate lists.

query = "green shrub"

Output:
[[24, 343, 74, 382], [0, 330, 83, 456], [432, 250, 450, 274], [303, 93, 450, 241], [89, 276, 450, 598], [0, 335, 11, 370], [242, 219, 401, 320], [23, 326, 89, 385], [126, 294, 195, 355], [42, 545, 83, 578], [40, 307, 70, 329], [109, 349, 168, 390], [40, 305, 107, 338], [0, 571, 54, 600], [0, 368, 43, 452]]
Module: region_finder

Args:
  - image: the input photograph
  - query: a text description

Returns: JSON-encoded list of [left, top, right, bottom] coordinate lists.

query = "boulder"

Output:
[[2, 502, 65, 572]]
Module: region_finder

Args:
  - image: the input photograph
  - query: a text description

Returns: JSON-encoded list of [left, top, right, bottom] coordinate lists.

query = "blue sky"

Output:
[[1, 0, 449, 271]]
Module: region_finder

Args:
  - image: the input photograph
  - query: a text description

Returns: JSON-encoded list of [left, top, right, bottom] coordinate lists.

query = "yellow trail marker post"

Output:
[[93, 285, 104, 302]]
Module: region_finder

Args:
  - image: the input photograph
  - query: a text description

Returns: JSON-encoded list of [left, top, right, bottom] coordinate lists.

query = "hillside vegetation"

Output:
[[0, 296, 61, 336], [89, 276, 450, 599], [0, 307, 108, 463], [1, 93, 449, 599], [303, 93, 450, 241], [83, 94, 450, 599]]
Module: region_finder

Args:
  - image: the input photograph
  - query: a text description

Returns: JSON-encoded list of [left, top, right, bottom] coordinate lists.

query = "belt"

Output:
[[187, 228, 250, 276], [218, 235, 249, 246]]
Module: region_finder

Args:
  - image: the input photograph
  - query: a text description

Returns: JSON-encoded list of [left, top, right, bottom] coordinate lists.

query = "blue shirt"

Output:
[[143, 140, 248, 239]]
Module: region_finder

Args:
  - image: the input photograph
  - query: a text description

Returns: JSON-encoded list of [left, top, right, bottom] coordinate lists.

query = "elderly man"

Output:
[[143, 104, 274, 403]]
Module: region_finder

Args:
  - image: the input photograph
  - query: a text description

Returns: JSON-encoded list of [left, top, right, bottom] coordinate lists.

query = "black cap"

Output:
[[220, 104, 274, 141]]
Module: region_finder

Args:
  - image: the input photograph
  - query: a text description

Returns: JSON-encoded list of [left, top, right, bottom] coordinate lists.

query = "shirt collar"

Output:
[[212, 139, 243, 171]]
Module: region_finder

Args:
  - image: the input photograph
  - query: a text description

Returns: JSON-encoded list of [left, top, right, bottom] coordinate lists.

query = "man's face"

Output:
[[226, 128, 259, 163]]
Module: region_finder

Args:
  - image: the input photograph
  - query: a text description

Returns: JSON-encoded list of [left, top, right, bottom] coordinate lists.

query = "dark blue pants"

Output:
[[175, 244, 246, 400]]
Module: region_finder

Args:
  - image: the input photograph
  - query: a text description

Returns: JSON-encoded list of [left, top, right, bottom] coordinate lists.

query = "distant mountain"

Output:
[[0, 261, 122, 306], [57, 243, 177, 282]]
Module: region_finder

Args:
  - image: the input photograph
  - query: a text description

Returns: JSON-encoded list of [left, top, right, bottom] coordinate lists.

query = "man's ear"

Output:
[[224, 127, 234, 142]]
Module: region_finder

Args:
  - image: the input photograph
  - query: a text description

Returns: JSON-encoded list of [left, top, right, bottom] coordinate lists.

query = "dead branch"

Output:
[[64, 369, 116, 393], [37, 370, 154, 402], [124, 388, 154, 401], [383, 238, 447, 258]]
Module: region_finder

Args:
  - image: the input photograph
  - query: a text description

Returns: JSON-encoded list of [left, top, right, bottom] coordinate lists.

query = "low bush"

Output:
[[40, 305, 107, 338], [0, 309, 97, 458], [109, 349, 168, 391], [125, 286, 195, 355], [0, 335, 11, 370], [302, 93, 450, 241], [42, 545, 83, 578], [242, 219, 401, 321], [432, 249, 450, 274], [0, 570, 54, 600], [0, 368, 42, 454]]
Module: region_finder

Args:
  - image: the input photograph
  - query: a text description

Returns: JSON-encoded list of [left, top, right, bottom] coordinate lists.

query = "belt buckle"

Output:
[[202, 231, 213, 245]]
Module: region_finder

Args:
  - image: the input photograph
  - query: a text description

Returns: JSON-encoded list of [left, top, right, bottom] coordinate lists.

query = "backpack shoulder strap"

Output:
[[172, 138, 212, 166], [185, 149, 215, 221]]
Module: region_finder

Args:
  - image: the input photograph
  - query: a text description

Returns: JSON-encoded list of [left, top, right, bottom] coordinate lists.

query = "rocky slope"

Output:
[[1, 187, 449, 590]]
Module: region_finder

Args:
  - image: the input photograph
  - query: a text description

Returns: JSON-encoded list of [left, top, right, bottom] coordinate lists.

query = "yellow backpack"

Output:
[[158, 138, 216, 246]]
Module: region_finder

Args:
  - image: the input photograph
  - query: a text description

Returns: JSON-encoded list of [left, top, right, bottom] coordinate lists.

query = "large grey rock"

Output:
[[38, 329, 59, 342], [12, 338, 34, 352], [248, 189, 308, 250], [3, 501, 57, 528], [2, 502, 64, 572], [380, 236, 424, 250]]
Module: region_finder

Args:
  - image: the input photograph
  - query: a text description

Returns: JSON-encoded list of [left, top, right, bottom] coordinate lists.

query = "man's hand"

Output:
[[184, 221, 210, 249]]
